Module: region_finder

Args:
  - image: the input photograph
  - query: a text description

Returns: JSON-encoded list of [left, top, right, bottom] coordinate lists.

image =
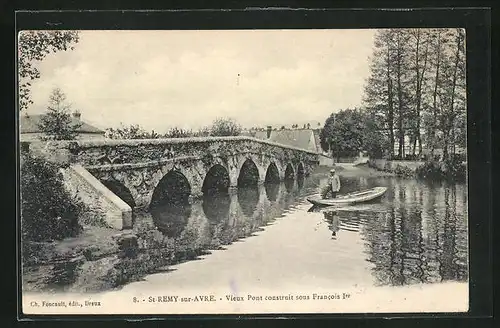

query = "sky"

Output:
[[24, 29, 376, 132]]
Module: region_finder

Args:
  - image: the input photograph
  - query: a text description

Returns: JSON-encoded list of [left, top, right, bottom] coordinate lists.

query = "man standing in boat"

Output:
[[322, 168, 341, 199]]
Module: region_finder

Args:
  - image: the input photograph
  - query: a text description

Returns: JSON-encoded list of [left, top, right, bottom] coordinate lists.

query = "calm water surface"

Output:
[[25, 169, 468, 292], [138, 170, 468, 288]]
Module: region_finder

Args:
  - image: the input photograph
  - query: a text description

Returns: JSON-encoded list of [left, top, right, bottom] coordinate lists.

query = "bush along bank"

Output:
[[368, 157, 467, 182], [415, 157, 467, 182], [20, 154, 84, 243], [367, 160, 416, 178]]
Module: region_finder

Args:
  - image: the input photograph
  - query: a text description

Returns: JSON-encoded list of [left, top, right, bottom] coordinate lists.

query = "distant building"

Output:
[[19, 111, 105, 142], [245, 125, 334, 166]]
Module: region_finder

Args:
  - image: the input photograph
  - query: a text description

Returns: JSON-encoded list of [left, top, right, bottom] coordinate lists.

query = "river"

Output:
[[22, 166, 469, 314], [120, 167, 468, 290]]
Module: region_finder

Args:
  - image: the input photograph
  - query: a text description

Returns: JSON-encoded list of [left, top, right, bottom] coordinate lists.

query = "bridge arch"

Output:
[[284, 163, 295, 180], [237, 158, 260, 187], [100, 179, 136, 208], [150, 169, 192, 208], [202, 164, 230, 195], [264, 162, 281, 184]]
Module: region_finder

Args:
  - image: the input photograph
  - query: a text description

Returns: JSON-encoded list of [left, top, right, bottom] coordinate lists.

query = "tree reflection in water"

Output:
[[26, 170, 469, 292], [150, 203, 191, 239], [359, 180, 468, 287]]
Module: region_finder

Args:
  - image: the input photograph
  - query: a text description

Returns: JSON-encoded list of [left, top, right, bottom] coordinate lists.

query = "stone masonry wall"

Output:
[[60, 165, 133, 230]]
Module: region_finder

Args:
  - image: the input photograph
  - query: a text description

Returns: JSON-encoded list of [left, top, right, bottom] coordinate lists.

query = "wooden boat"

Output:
[[307, 186, 388, 206]]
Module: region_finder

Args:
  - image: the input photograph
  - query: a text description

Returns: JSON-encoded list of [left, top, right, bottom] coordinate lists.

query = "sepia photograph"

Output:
[[18, 26, 469, 315]]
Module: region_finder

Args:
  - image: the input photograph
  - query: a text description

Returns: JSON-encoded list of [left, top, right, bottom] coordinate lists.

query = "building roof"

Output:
[[251, 128, 321, 153], [313, 130, 322, 152], [20, 114, 104, 134]]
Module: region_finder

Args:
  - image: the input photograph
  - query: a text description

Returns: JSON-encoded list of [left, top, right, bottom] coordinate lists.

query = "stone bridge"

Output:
[[30, 136, 319, 229]]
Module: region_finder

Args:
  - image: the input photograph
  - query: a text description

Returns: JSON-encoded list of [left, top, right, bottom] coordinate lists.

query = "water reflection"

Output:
[[237, 187, 260, 218], [150, 203, 192, 239], [202, 192, 230, 224], [356, 179, 468, 287], [323, 210, 340, 239], [284, 178, 294, 192], [265, 183, 280, 202], [297, 175, 304, 190], [146, 180, 311, 262], [24, 168, 468, 292], [144, 175, 468, 288]]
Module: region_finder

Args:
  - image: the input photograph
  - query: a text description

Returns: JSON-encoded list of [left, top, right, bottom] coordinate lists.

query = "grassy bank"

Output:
[[332, 163, 396, 178]]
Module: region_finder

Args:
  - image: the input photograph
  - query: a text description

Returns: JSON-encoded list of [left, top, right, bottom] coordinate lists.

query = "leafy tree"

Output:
[[193, 126, 211, 137], [320, 109, 366, 160], [209, 118, 242, 136], [164, 127, 193, 138], [437, 28, 466, 160], [363, 29, 397, 159], [319, 114, 335, 152], [321, 108, 387, 160], [38, 88, 82, 140], [363, 28, 466, 161], [406, 29, 431, 156], [392, 29, 412, 159], [18, 30, 80, 111], [105, 124, 160, 139], [361, 108, 390, 159]]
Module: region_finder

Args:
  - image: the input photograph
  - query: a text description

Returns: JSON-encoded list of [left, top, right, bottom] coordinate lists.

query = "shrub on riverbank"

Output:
[[442, 157, 467, 181], [393, 164, 415, 178], [21, 155, 84, 242], [415, 158, 467, 182], [415, 161, 444, 180]]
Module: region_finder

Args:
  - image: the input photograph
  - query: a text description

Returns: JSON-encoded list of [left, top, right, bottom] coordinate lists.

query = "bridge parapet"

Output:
[[30, 136, 319, 167]]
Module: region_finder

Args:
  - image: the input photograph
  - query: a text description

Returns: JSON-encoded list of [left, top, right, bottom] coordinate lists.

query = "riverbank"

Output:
[[332, 163, 396, 178]]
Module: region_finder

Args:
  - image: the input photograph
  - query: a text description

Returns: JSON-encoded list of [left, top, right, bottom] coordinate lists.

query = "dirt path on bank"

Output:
[[332, 163, 394, 178]]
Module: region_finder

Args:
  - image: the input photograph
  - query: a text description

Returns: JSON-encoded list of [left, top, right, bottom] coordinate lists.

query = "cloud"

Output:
[[27, 29, 375, 132]]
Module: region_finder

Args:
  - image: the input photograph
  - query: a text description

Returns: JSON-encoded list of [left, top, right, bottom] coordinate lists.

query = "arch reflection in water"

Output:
[[297, 162, 305, 189], [265, 183, 280, 202], [284, 178, 294, 192], [202, 191, 231, 224], [297, 175, 304, 190], [150, 203, 192, 239], [237, 186, 260, 218]]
